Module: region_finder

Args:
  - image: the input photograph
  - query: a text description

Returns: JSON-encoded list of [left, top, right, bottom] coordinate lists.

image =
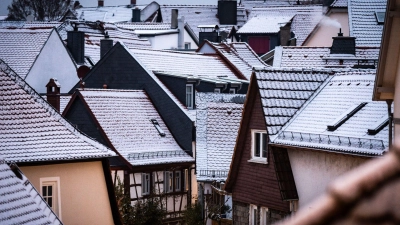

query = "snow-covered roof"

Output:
[[0, 61, 115, 163], [196, 93, 245, 182], [0, 28, 52, 79], [128, 47, 247, 81], [348, 0, 386, 47], [273, 46, 380, 68], [237, 15, 293, 34], [75, 6, 138, 23], [272, 70, 388, 156], [115, 22, 173, 30], [255, 68, 330, 135], [0, 159, 62, 225], [78, 89, 194, 166], [330, 0, 348, 8]]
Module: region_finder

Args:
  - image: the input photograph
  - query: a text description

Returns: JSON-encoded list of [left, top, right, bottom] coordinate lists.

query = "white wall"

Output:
[[197, 43, 216, 54], [142, 33, 178, 49], [183, 29, 198, 49], [287, 148, 369, 210], [25, 30, 78, 94]]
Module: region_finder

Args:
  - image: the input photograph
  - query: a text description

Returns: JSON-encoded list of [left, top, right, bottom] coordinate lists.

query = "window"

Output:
[[229, 88, 236, 94], [375, 11, 385, 24], [164, 171, 174, 193], [249, 205, 258, 225], [184, 169, 189, 191], [175, 171, 181, 191], [40, 177, 61, 218], [186, 84, 194, 109], [214, 88, 221, 93], [184, 42, 191, 49], [250, 130, 268, 162], [142, 173, 151, 195], [260, 207, 269, 225]]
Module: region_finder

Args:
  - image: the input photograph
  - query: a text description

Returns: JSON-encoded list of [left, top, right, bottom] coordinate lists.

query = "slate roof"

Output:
[[272, 70, 388, 156], [0, 61, 114, 163], [129, 47, 248, 81], [255, 68, 331, 135], [0, 159, 62, 225], [237, 15, 293, 34], [348, 0, 386, 47], [330, 0, 348, 8], [0, 28, 52, 80], [77, 89, 194, 166], [273, 46, 380, 68], [196, 93, 245, 181]]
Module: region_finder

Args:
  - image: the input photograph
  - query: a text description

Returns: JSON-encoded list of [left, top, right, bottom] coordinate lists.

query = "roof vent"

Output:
[[368, 117, 389, 135], [151, 119, 166, 137], [375, 11, 385, 25], [327, 102, 367, 131]]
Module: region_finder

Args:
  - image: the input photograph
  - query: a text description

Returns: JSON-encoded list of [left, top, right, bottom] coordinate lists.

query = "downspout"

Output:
[[387, 100, 393, 148]]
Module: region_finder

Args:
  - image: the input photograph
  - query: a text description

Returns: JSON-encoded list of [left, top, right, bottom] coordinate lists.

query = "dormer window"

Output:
[[150, 119, 165, 137], [375, 11, 385, 25], [186, 84, 194, 109]]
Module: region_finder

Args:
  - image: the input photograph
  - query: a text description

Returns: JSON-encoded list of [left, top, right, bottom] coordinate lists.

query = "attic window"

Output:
[[150, 119, 166, 137], [375, 11, 385, 24], [368, 117, 389, 135], [327, 102, 367, 131]]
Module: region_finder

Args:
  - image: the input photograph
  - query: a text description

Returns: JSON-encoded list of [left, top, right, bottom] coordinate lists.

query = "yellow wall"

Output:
[[305, 12, 349, 47], [21, 161, 114, 225]]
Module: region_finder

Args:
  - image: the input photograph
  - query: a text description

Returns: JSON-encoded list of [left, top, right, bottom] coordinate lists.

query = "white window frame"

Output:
[[229, 88, 236, 94], [249, 204, 258, 225], [249, 130, 268, 164], [214, 88, 221, 93], [40, 177, 62, 219], [175, 171, 181, 191], [164, 171, 174, 193], [260, 207, 268, 225], [141, 173, 151, 195], [186, 84, 194, 109]]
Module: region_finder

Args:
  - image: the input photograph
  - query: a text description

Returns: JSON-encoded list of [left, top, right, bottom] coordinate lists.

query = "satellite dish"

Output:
[[26, 15, 34, 22], [77, 65, 90, 79]]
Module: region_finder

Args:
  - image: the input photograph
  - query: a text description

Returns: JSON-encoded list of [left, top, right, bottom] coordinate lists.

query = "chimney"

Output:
[[46, 78, 61, 112], [132, 7, 140, 22], [178, 16, 184, 49], [131, 0, 136, 5], [67, 25, 85, 64], [100, 32, 113, 58], [171, 9, 178, 29], [98, 0, 104, 7], [198, 25, 220, 45], [279, 22, 291, 46], [218, 0, 237, 25], [330, 28, 356, 55]]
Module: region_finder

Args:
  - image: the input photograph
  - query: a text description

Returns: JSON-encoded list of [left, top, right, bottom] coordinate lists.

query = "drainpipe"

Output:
[[387, 100, 393, 148]]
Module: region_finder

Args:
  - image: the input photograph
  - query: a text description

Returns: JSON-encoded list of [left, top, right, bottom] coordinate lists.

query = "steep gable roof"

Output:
[[0, 61, 114, 163], [75, 89, 194, 166], [0, 159, 62, 225], [0, 28, 52, 79], [348, 0, 386, 47], [196, 93, 244, 181], [272, 70, 388, 156]]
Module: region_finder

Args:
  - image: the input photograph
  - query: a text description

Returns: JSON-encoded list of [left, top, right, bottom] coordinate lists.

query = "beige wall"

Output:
[[304, 12, 349, 47], [21, 161, 114, 225], [287, 148, 369, 210]]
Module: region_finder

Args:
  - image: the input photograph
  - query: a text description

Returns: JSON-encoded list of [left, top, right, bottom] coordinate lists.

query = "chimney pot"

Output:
[[103, 84, 107, 89], [338, 28, 343, 36]]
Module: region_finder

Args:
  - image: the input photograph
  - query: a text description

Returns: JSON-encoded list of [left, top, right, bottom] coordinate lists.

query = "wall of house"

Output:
[[232, 92, 290, 213], [141, 33, 179, 50], [26, 30, 77, 94], [287, 148, 369, 209], [20, 161, 114, 225], [77, 43, 194, 152], [183, 29, 198, 49], [241, 34, 278, 55], [304, 12, 349, 47]]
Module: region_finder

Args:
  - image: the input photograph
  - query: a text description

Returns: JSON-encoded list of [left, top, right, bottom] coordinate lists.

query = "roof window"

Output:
[[368, 117, 389, 135], [327, 102, 367, 131], [375, 11, 385, 25], [150, 119, 166, 137]]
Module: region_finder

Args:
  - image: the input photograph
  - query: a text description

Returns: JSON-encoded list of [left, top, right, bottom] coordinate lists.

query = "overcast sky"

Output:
[[0, 0, 219, 16]]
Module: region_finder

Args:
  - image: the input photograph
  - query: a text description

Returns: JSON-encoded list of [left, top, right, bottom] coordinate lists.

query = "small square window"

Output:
[[184, 42, 191, 49], [250, 130, 268, 163], [142, 173, 151, 195]]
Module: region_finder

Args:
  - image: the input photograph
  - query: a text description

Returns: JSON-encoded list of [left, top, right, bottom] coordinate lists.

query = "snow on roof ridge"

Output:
[[0, 60, 114, 157]]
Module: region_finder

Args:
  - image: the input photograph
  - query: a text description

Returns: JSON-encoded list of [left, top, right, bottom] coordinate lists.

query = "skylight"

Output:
[[327, 102, 367, 131], [368, 117, 389, 135], [150, 119, 166, 137], [375, 11, 385, 25]]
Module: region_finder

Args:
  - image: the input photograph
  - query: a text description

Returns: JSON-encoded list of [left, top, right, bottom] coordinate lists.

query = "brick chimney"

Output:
[[98, 0, 104, 7], [67, 24, 85, 64], [100, 32, 113, 58], [46, 78, 61, 112], [330, 28, 356, 55]]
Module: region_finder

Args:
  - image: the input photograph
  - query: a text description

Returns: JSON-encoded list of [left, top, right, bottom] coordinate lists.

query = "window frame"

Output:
[[260, 207, 269, 225], [141, 173, 151, 195], [249, 204, 258, 225], [164, 171, 174, 193], [249, 130, 268, 164], [175, 171, 181, 192], [184, 42, 191, 49], [40, 177, 61, 219], [186, 84, 194, 109]]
